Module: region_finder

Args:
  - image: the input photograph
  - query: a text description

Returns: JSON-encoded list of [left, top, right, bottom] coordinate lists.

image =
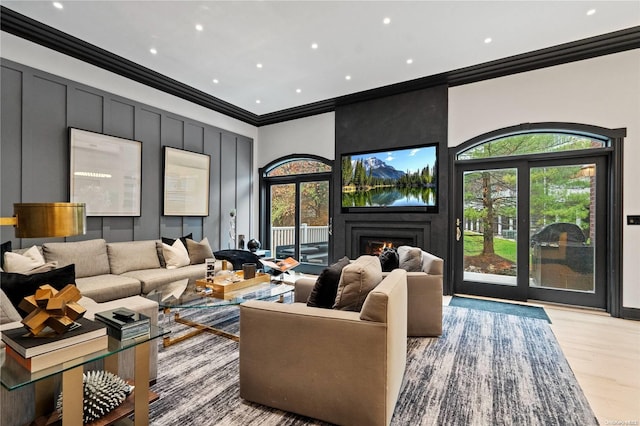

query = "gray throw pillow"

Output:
[[397, 246, 423, 272], [186, 237, 214, 265], [333, 255, 382, 312]]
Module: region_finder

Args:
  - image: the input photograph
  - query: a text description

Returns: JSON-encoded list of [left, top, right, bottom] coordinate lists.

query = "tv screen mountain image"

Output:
[[341, 144, 437, 209]]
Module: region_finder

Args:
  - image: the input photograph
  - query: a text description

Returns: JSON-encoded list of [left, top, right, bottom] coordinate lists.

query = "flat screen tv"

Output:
[[341, 144, 438, 213]]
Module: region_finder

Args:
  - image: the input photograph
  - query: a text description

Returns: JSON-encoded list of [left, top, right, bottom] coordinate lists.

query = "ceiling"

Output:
[[2, 1, 639, 116]]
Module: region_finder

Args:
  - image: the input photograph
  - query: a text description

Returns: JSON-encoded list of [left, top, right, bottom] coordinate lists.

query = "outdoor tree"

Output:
[[462, 133, 597, 265]]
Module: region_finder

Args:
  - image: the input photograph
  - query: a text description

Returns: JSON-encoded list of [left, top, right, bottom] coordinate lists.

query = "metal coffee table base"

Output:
[[162, 293, 287, 347], [162, 310, 239, 346]]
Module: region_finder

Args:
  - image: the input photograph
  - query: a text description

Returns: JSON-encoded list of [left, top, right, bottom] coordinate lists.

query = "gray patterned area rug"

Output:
[[149, 304, 598, 426]]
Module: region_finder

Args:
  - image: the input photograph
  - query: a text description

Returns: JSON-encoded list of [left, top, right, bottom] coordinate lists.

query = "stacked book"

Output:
[[2, 317, 108, 372], [95, 308, 150, 340]]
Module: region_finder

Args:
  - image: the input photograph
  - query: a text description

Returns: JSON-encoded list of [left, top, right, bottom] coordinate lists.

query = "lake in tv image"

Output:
[[341, 145, 437, 208]]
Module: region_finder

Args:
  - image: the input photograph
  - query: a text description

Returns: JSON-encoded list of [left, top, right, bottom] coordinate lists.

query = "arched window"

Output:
[[457, 132, 607, 161], [260, 155, 333, 274], [265, 158, 331, 177]]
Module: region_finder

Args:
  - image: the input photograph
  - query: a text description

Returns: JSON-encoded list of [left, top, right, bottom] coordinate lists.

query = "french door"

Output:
[[261, 156, 333, 275], [454, 156, 607, 308]]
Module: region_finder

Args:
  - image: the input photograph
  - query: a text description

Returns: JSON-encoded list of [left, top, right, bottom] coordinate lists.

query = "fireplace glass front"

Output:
[[359, 236, 415, 256]]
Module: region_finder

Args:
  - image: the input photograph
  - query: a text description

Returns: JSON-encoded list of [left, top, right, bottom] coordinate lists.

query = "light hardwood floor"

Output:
[[447, 295, 640, 424]]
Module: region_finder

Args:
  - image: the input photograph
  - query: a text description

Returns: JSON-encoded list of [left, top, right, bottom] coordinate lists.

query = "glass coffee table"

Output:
[[156, 278, 294, 346]]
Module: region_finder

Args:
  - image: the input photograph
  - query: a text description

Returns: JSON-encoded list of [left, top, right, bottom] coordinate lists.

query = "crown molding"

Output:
[[0, 6, 259, 126], [2, 6, 639, 128]]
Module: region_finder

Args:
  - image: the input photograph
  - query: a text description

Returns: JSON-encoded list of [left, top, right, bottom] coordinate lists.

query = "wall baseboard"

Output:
[[620, 307, 640, 321]]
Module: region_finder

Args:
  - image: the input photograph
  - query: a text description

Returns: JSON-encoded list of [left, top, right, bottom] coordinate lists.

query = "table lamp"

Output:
[[0, 202, 86, 238]]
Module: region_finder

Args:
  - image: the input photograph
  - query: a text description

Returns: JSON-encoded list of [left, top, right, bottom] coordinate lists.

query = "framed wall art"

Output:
[[69, 128, 142, 216], [163, 146, 210, 216]]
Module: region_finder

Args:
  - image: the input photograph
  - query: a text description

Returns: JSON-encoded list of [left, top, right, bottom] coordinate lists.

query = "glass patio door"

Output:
[[455, 158, 607, 308], [456, 164, 527, 300], [527, 159, 606, 308], [268, 179, 330, 274]]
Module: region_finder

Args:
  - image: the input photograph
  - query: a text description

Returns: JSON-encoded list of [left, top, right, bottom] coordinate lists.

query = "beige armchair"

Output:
[[294, 250, 443, 337], [239, 269, 407, 426]]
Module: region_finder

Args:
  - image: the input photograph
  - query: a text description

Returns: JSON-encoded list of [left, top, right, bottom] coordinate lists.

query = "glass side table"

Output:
[[1, 324, 168, 425]]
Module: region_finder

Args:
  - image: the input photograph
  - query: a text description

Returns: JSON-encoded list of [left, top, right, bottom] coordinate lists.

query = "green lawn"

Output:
[[464, 232, 517, 263]]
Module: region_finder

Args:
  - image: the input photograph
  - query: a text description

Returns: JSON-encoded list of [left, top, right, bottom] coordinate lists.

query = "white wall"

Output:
[[0, 32, 258, 140], [256, 112, 336, 166], [255, 112, 335, 231], [449, 49, 640, 309]]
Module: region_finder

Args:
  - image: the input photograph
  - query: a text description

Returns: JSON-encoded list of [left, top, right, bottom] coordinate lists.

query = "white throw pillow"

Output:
[[162, 239, 190, 269], [3, 245, 46, 273]]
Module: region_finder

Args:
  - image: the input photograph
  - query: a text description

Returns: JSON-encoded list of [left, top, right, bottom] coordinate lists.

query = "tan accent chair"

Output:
[[239, 269, 408, 426], [295, 250, 443, 337]]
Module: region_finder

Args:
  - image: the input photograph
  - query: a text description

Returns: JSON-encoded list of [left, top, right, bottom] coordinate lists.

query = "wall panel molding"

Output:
[[0, 58, 253, 248]]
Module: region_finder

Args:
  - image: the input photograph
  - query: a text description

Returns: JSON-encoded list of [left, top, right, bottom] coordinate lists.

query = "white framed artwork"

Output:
[[69, 128, 142, 216], [163, 147, 210, 216]]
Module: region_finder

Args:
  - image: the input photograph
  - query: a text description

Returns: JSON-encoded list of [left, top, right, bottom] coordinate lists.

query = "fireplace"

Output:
[[359, 236, 415, 256], [348, 222, 425, 258]]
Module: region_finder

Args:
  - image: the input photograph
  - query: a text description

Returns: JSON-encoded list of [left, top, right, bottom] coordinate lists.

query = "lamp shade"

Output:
[[12, 203, 86, 238]]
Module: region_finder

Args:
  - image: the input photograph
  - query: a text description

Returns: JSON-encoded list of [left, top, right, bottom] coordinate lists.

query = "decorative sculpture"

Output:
[[228, 209, 236, 250], [18, 284, 86, 336], [56, 370, 133, 423]]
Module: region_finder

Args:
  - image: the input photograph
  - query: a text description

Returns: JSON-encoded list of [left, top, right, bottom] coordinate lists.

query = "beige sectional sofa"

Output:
[[40, 238, 208, 302]]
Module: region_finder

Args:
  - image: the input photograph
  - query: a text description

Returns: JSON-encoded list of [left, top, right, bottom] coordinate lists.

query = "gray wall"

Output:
[[0, 59, 253, 249]]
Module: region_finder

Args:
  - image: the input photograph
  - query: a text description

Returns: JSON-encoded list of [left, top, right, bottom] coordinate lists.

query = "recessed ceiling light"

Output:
[[256, 63, 263, 69], [256, 99, 261, 104], [406, 58, 413, 64], [212, 79, 219, 84], [484, 37, 493, 44], [53, 2, 63, 9], [311, 43, 318, 49], [383, 17, 391, 25], [296, 89, 302, 93], [587, 9, 596, 16], [195, 24, 204, 31], [345, 75, 352, 80], [149, 48, 157, 55]]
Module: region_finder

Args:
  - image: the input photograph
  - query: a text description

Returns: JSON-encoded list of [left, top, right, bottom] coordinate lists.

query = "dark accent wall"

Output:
[[333, 85, 449, 276], [0, 59, 253, 249]]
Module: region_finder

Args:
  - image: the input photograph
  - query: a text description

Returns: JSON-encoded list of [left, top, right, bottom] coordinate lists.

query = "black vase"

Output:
[[247, 239, 261, 252]]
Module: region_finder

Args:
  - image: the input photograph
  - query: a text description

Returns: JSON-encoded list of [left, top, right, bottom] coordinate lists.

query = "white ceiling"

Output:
[[3, 1, 639, 115]]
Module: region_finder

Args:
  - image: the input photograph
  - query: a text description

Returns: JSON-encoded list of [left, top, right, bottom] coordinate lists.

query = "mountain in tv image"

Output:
[[355, 157, 406, 180]]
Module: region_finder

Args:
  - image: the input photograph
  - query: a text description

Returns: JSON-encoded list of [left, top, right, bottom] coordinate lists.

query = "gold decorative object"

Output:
[[0, 202, 86, 238], [196, 271, 270, 298], [18, 284, 86, 336]]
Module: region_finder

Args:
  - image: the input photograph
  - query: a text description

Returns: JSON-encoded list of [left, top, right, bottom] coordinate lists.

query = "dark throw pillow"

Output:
[[379, 247, 399, 272], [161, 233, 193, 248], [307, 256, 350, 308], [0, 264, 76, 317], [1, 240, 12, 269]]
